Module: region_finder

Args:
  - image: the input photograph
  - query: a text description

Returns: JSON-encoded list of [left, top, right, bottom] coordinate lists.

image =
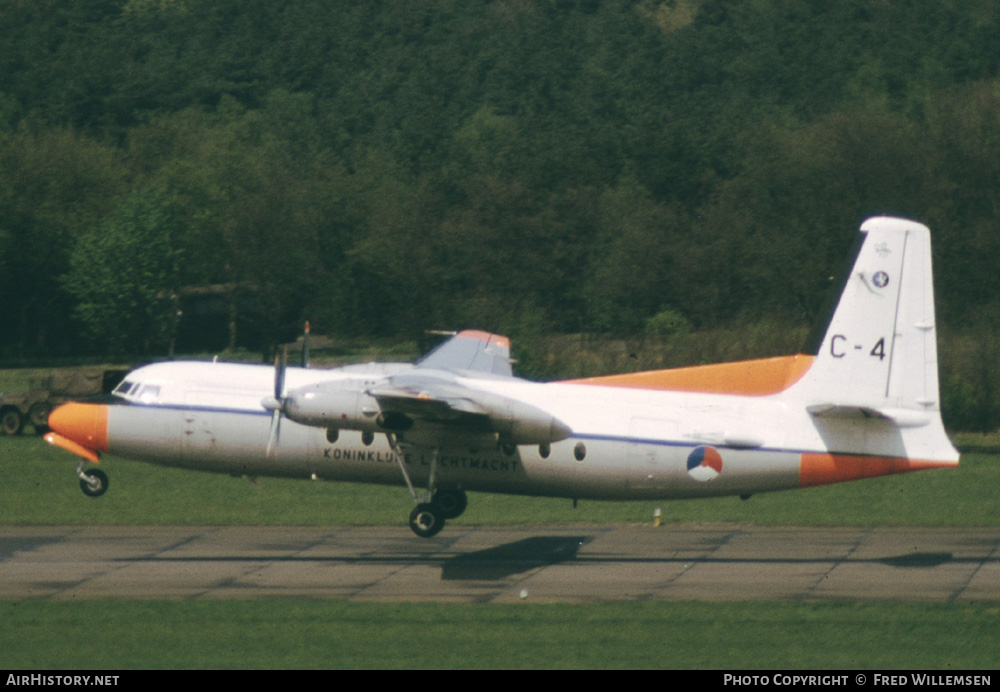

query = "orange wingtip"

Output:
[[562, 354, 815, 396], [44, 432, 101, 464], [800, 452, 958, 487]]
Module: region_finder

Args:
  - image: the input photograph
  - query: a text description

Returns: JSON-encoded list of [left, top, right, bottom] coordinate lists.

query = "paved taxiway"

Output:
[[1, 524, 997, 602]]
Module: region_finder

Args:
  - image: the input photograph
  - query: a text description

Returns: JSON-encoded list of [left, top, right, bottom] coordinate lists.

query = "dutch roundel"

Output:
[[687, 446, 723, 481]]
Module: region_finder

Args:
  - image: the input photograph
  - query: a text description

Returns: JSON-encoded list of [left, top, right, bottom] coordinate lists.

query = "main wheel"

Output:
[[80, 468, 109, 497], [433, 489, 468, 519], [409, 503, 445, 538]]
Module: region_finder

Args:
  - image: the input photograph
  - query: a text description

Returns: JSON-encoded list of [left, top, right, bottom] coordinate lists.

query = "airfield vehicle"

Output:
[[0, 368, 127, 435]]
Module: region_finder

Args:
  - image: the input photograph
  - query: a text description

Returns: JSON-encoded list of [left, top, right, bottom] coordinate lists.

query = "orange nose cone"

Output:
[[47, 402, 109, 453]]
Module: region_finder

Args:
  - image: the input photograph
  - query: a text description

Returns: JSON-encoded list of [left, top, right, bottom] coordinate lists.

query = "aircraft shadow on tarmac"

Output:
[[0, 536, 62, 560], [880, 552, 953, 568], [440, 536, 592, 580], [437, 543, 972, 579], [92, 538, 980, 583], [93, 535, 596, 581]]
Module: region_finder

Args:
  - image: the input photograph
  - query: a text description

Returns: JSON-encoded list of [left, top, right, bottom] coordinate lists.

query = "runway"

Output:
[[1, 524, 998, 603]]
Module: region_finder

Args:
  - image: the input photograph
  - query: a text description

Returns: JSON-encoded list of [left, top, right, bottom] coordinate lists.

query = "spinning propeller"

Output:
[[262, 346, 288, 457], [302, 321, 310, 368], [263, 322, 311, 456]]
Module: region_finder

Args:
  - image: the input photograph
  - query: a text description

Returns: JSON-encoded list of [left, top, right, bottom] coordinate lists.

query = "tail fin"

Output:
[[416, 330, 513, 376], [790, 217, 942, 426]]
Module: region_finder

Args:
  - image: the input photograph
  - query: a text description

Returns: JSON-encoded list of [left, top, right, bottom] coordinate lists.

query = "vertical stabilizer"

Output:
[[791, 217, 941, 422], [416, 330, 513, 376]]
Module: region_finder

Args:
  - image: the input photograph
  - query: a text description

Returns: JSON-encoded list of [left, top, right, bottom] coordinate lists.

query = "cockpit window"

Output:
[[114, 380, 163, 403], [136, 385, 161, 404], [113, 380, 137, 397]]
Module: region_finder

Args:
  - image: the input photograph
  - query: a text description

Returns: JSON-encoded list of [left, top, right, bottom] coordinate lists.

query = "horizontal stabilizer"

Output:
[[806, 403, 931, 428]]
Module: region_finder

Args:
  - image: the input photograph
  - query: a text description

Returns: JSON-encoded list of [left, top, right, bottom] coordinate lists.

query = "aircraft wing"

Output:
[[367, 381, 488, 419], [274, 330, 569, 446], [366, 378, 571, 445], [416, 330, 513, 376]]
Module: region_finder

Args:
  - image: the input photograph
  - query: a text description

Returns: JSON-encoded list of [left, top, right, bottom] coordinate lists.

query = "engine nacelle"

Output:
[[484, 396, 572, 446], [283, 383, 382, 432], [281, 379, 572, 446]]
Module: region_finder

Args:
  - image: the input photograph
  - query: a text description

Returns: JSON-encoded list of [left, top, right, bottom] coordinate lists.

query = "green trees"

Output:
[[64, 189, 183, 355], [122, 96, 347, 353], [0, 126, 125, 356], [2, 0, 1000, 427], [583, 177, 686, 334]]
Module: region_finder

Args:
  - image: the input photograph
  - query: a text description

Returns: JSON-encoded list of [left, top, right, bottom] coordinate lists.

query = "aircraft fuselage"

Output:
[[90, 359, 950, 502]]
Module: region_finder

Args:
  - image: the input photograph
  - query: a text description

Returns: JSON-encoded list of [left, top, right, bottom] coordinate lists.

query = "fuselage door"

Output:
[[627, 416, 677, 489]]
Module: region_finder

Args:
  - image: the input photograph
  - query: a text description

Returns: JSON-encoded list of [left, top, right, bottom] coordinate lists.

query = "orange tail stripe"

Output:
[[800, 452, 957, 487], [563, 354, 815, 396]]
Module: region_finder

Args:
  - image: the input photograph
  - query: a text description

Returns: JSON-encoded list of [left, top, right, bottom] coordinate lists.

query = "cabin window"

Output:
[[539, 443, 550, 459], [326, 428, 339, 444], [574, 442, 587, 461], [361, 431, 374, 446]]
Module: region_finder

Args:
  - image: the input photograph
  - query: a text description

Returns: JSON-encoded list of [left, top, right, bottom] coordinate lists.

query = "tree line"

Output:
[[1, 0, 999, 429]]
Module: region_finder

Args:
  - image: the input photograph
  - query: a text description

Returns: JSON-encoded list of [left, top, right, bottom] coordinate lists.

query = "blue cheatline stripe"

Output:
[[118, 401, 900, 460], [117, 401, 273, 417], [567, 433, 904, 460]]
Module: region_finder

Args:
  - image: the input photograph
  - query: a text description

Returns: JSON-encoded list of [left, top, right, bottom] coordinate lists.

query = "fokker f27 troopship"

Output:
[[46, 217, 959, 537]]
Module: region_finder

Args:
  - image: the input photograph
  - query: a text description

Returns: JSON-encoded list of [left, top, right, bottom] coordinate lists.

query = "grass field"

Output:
[[1, 436, 997, 527], [2, 600, 998, 669], [2, 435, 998, 669]]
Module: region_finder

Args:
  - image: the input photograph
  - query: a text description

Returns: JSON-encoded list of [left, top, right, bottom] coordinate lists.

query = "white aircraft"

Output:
[[45, 217, 959, 537]]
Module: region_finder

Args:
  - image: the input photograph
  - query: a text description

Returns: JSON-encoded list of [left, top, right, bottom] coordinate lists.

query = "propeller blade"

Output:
[[266, 346, 289, 458], [274, 347, 287, 401], [302, 321, 310, 368], [265, 410, 281, 458]]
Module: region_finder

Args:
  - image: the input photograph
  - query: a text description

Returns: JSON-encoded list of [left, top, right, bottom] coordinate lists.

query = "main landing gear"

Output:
[[409, 488, 468, 538], [389, 434, 468, 538], [76, 461, 109, 497]]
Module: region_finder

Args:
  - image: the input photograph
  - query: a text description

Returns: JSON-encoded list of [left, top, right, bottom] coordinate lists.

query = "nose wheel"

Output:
[[77, 462, 109, 497]]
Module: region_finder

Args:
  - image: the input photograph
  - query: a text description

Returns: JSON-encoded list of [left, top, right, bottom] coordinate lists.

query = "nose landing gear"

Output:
[[77, 461, 109, 497]]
